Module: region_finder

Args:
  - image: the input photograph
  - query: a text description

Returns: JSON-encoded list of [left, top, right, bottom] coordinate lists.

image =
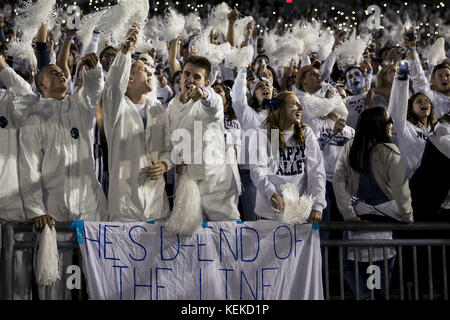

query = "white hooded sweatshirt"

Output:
[[250, 126, 327, 220], [168, 85, 240, 221], [388, 77, 431, 179], [18, 64, 108, 222], [102, 52, 172, 222], [0, 66, 35, 221]]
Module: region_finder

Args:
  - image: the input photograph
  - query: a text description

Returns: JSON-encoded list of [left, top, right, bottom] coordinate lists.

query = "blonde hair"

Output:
[[265, 91, 306, 152]]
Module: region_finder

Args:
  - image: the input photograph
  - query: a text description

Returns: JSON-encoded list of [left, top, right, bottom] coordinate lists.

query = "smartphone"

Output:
[[398, 60, 409, 80], [404, 30, 415, 42]]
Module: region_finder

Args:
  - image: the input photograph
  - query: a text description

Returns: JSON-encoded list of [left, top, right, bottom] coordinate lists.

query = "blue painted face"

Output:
[[346, 68, 365, 94]]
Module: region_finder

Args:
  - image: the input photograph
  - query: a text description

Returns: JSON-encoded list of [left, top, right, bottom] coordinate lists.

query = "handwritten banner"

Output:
[[79, 221, 323, 300]]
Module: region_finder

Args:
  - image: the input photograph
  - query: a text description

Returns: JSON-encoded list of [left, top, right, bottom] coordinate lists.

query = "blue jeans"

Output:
[[342, 232, 396, 300], [238, 168, 257, 221]]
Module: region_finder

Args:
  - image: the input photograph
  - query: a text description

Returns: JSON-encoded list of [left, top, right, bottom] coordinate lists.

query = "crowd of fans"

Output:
[[0, 0, 449, 300]]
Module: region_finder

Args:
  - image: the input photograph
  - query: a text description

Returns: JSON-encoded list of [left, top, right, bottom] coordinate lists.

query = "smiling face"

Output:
[[180, 62, 209, 96], [432, 67, 450, 94], [282, 94, 303, 128], [412, 93, 432, 120], [254, 80, 273, 105]]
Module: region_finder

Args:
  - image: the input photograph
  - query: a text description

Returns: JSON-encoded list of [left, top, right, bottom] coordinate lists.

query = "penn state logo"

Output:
[[0, 116, 8, 128], [70, 127, 79, 139]]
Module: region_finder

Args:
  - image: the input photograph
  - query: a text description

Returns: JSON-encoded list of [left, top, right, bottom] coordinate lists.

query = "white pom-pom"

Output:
[[208, 2, 231, 36], [274, 33, 305, 68], [182, 12, 202, 39], [279, 183, 314, 225], [301, 92, 348, 119], [224, 45, 254, 70], [97, 0, 149, 48], [334, 32, 372, 70], [165, 173, 203, 236], [7, 40, 37, 69], [293, 20, 322, 54], [235, 16, 254, 47], [317, 32, 335, 61], [77, 9, 107, 53], [422, 38, 447, 66], [159, 8, 185, 41], [263, 28, 279, 58], [193, 26, 232, 65], [34, 224, 60, 287], [16, 0, 57, 43]]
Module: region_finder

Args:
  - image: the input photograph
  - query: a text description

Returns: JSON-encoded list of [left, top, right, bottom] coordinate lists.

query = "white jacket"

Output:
[[103, 52, 172, 222], [250, 126, 327, 220], [168, 87, 240, 221], [19, 64, 107, 222], [409, 55, 450, 119], [388, 77, 431, 179], [0, 67, 35, 221]]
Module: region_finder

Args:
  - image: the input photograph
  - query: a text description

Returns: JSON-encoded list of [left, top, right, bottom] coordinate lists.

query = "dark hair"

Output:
[[34, 64, 56, 94], [99, 46, 116, 59], [171, 70, 182, 86], [407, 92, 435, 128], [349, 107, 395, 172], [182, 55, 211, 80], [212, 82, 236, 120], [253, 54, 270, 65], [432, 112, 450, 133], [431, 61, 450, 77]]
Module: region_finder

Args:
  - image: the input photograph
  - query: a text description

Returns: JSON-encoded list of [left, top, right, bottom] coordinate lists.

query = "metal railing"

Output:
[[1, 221, 449, 300], [319, 222, 450, 301]]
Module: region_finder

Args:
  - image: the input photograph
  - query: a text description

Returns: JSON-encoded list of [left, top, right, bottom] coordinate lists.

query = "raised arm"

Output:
[[168, 38, 181, 79], [387, 76, 409, 137], [404, 32, 431, 94], [81, 29, 100, 57], [56, 28, 76, 78], [231, 70, 259, 129], [36, 23, 51, 71], [226, 9, 239, 48], [0, 56, 33, 95], [78, 53, 104, 113], [102, 25, 137, 128]]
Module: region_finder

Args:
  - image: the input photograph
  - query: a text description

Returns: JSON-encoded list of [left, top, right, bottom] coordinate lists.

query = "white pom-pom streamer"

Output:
[[16, 0, 56, 43], [293, 20, 322, 54], [193, 26, 232, 65], [7, 41, 37, 69], [317, 31, 335, 61], [182, 12, 202, 39], [224, 45, 254, 70], [301, 92, 348, 119], [422, 38, 447, 66], [165, 173, 203, 236], [34, 225, 60, 287], [274, 33, 305, 68], [159, 8, 185, 41], [278, 183, 314, 225], [77, 9, 108, 53], [235, 16, 254, 47], [334, 33, 372, 70], [207, 2, 231, 36]]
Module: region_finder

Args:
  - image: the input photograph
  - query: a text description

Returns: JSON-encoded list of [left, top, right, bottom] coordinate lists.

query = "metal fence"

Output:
[[1, 221, 449, 300]]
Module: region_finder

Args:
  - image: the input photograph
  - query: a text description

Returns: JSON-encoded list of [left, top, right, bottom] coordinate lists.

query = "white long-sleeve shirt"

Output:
[[18, 64, 108, 222], [250, 126, 327, 220], [344, 92, 367, 129], [0, 67, 35, 221], [409, 55, 450, 119], [309, 116, 355, 182], [388, 77, 431, 179], [102, 52, 172, 222], [231, 70, 269, 170]]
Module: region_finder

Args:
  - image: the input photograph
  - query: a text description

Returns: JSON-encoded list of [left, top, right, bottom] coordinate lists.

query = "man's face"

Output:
[[100, 48, 117, 72], [304, 68, 322, 91], [129, 60, 153, 93], [180, 63, 209, 96], [40, 65, 68, 96], [345, 68, 365, 94], [432, 67, 450, 94]]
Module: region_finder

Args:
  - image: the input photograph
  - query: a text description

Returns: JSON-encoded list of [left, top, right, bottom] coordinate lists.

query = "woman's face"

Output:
[[412, 94, 431, 120], [283, 95, 303, 126], [254, 80, 273, 104], [213, 85, 226, 105]]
